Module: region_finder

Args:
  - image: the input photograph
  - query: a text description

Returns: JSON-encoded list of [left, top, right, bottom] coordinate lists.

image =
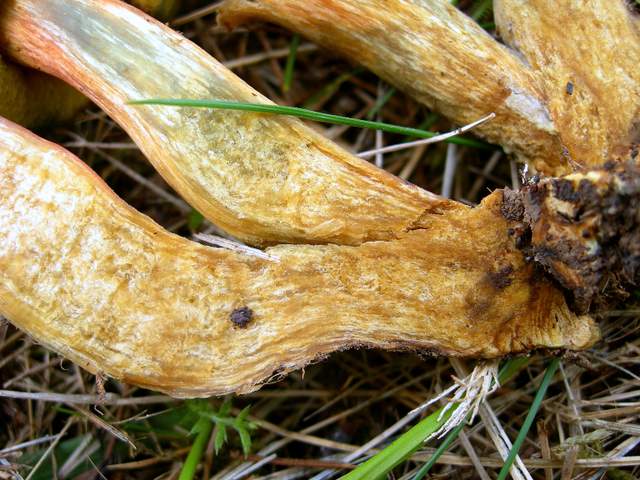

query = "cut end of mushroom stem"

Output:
[[502, 157, 640, 313]]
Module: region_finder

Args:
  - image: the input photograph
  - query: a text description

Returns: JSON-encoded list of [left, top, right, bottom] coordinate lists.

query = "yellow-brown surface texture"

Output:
[[0, 0, 440, 247], [494, 0, 640, 169], [128, 0, 180, 19], [0, 56, 87, 128], [219, 0, 640, 176], [218, 0, 564, 174], [0, 118, 597, 396]]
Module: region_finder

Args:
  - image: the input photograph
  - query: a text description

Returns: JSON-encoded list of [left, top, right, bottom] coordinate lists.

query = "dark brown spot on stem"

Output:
[[230, 306, 253, 328], [487, 264, 514, 290], [552, 178, 579, 202], [566, 81, 574, 95]]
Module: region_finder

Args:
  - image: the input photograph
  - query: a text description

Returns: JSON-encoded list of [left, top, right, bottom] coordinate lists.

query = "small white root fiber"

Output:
[[411, 360, 500, 440]]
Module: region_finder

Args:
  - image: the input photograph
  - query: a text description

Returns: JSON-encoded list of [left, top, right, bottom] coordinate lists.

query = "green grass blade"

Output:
[[179, 417, 214, 480], [214, 425, 227, 454], [412, 418, 466, 480], [367, 87, 396, 119], [498, 357, 530, 384], [496, 358, 560, 480], [187, 209, 204, 231], [339, 358, 524, 480], [283, 34, 300, 93], [128, 99, 490, 148], [340, 406, 456, 480], [470, 0, 493, 21]]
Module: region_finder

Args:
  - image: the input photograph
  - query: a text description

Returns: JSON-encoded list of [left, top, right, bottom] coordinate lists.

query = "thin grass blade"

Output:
[[339, 406, 455, 480], [129, 99, 490, 148], [496, 358, 560, 480], [283, 34, 300, 93]]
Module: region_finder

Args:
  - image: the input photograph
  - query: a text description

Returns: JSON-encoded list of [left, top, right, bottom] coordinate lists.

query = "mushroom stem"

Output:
[[494, 0, 640, 169], [0, 0, 185, 130], [0, 117, 598, 397], [0, 56, 87, 128], [217, 0, 565, 174], [128, 0, 180, 19], [0, 0, 439, 247]]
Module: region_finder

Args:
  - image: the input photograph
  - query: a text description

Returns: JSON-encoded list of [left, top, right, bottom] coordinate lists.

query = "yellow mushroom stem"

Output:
[[219, 0, 640, 176], [0, 0, 183, 131], [128, 0, 180, 20], [0, 0, 438, 248], [0, 117, 597, 397], [494, 0, 640, 170], [217, 0, 564, 175], [0, 56, 87, 129]]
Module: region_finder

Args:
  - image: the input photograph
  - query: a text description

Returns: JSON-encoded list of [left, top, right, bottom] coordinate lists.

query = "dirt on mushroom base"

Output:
[[501, 158, 640, 314]]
